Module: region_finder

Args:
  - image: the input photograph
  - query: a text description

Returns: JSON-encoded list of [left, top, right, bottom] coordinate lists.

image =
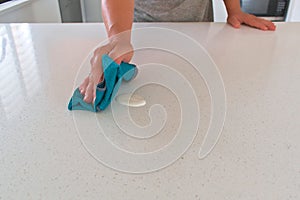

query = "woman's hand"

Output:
[[79, 37, 134, 103], [227, 10, 276, 31]]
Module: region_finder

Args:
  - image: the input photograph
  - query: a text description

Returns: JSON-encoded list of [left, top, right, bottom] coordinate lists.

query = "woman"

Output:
[[79, 0, 276, 103]]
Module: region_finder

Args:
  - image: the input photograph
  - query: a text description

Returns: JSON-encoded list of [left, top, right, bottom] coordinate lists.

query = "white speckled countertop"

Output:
[[0, 23, 299, 199]]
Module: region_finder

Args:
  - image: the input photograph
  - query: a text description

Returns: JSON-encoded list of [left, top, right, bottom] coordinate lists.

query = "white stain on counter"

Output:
[[115, 93, 146, 108]]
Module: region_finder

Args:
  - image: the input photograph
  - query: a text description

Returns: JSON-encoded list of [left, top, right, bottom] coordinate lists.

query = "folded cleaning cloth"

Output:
[[68, 54, 137, 112]]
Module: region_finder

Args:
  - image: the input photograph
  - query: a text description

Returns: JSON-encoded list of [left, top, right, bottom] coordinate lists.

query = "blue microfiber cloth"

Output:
[[68, 54, 137, 112]]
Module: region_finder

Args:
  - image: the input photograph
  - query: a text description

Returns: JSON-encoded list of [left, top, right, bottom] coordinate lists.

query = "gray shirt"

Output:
[[134, 0, 213, 22]]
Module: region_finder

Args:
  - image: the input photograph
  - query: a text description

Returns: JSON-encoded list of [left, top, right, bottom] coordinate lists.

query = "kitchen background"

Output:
[[0, 0, 299, 23]]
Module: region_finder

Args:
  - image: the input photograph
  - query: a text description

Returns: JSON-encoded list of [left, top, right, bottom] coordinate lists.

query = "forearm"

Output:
[[223, 0, 241, 15], [102, 0, 134, 40]]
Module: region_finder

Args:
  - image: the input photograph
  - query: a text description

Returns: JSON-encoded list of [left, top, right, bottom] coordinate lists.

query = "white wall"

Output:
[[82, 0, 102, 22], [212, 0, 227, 22], [0, 1, 34, 23], [31, 0, 61, 22], [286, 0, 300, 21], [0, 0, 61, 23]]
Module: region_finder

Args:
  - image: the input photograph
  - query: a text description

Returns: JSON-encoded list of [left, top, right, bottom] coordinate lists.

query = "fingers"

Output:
[[79, 77, 89, 95], [80, 45, 110, 103], [228, 12, 276, 31], [83, 76, 96, 103], [261, 19, 276, 31], [80, 41, 134, 104], [242, 14, 276, 31], [80, 73, 101, 104], [243, 14, 268, 30], [227, 16, 241, 29]]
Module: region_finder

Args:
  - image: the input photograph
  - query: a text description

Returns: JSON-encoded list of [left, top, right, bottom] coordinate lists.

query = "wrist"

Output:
[[223, 0, 242, 16], [226, 7, 242, 16], [108, 29, 131, 44]]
